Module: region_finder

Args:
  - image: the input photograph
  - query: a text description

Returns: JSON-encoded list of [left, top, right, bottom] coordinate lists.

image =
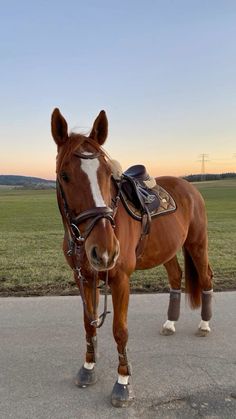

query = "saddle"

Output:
[[113, 164, 176, 254]]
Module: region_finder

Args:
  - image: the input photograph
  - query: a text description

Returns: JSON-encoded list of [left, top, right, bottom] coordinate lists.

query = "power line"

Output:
[[197, 154, 210, 181]]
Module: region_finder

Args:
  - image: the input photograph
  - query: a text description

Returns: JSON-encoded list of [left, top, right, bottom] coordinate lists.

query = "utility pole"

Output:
[[198, 154, 209, 181]]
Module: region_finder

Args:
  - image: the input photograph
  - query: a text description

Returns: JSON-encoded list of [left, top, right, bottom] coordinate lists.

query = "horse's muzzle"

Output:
[[88, 242, 120, 271]]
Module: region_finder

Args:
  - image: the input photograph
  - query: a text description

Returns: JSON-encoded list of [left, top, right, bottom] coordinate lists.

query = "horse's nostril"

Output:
[[91, 246, 99, 262], [90, 245, 119, 270]]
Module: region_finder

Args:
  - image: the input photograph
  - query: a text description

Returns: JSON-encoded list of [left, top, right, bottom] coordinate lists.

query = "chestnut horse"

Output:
[[51, 108, 213, 407]]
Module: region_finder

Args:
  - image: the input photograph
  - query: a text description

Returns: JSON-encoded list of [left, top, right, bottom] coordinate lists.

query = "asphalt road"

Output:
[[0, 292, 236, 418]]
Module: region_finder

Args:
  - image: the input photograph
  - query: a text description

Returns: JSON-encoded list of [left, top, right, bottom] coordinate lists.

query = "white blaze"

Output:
[[80, 154, 106, 207]]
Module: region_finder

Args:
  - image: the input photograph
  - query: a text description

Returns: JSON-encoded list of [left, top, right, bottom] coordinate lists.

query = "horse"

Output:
[[51, 108, 213, 407]]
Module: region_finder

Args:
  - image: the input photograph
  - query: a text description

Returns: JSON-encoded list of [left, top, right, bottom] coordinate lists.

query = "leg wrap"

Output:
[[201, 289, 213, 321], [118, 348, 132, 376], [168, 289, 181, 321], [86, 335, 97, 363]]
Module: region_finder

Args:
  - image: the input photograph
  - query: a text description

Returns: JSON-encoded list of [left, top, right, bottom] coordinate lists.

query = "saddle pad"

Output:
[[120, 183, 177, 221]]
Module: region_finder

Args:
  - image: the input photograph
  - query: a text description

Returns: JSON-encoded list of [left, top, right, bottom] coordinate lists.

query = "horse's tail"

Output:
[[183, 247, 201, 309]]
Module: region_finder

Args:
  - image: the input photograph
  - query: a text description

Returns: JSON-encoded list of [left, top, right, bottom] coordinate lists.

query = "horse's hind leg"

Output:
[[75, 280, 99, 387], [184, 240, 213, 336], [160, 256, 182, 336]]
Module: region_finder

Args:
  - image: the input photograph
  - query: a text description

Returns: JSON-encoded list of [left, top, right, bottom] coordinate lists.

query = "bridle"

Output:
[[56, 147, 119, 328]]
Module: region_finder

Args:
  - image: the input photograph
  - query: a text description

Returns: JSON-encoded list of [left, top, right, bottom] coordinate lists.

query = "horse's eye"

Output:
[[61, 172, 69, 182]]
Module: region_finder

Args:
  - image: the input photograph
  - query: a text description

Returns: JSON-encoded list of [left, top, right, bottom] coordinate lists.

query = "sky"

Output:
[[1, 0, 236, 179]]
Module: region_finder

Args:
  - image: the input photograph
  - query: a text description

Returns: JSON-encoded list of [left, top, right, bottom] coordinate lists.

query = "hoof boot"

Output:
[[75, 366, 97, 388], [111, 381, 134, 408]]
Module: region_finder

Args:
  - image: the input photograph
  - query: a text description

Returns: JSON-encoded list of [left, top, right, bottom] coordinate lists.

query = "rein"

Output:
[[57, 145, 150, 328], [56, 149, 117, 329]]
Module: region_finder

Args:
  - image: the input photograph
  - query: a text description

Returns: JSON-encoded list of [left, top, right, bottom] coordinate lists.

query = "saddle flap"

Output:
[[113, 164, 177, 222], [121, 175, 160, 213]]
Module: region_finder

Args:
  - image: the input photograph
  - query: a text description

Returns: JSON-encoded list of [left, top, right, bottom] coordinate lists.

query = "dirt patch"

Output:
[[0, 281, 235, 297], [0, 284, 79, 297]]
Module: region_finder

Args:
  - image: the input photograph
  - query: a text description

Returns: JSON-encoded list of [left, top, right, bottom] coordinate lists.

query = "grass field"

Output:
[[0, 179, 235, 296]]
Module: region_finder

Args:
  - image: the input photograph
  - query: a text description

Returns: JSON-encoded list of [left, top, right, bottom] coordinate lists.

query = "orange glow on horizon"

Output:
[[1, 142, 235, 180], [1, 152, 235, 181]]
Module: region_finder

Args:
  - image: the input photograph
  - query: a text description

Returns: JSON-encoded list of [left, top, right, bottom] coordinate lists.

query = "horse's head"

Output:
[[51, 108, 120, 271]]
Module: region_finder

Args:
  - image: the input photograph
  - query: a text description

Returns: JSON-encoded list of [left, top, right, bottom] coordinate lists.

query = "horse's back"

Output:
[[155, 175, 206, 217], [135, 176, 206, 269], [155, 175, 202, 200]]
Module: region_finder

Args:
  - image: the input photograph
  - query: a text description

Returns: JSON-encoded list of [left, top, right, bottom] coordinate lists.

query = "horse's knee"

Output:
[[113, 325, 128, 347]]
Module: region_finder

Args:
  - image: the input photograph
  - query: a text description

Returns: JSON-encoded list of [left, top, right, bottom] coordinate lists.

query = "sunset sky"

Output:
[[1, 1, 236, 179]]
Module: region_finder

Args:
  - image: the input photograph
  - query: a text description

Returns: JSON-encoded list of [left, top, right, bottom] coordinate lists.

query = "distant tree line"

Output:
[[183, 172, 236, 182], [0, 175, 55, 188]]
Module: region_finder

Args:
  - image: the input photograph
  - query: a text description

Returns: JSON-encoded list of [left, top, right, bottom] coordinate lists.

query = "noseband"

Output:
[[57, 149, 116, 328]]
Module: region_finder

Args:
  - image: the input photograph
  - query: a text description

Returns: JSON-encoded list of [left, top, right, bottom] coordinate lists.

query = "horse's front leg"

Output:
[[110, 275, 134, 407], [75, 277, 99, 387]]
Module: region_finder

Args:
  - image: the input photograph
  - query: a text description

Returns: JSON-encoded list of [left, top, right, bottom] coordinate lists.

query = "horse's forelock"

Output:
[[56, 134, 85, 173], [56, 132, 118, 179], [57, 133, 103, 173]]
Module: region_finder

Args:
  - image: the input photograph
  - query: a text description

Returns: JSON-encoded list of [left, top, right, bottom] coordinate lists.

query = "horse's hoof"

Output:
[[160, 320, 175, 336], [111, 381, 135, 407], [74, 366, 97, 388], [195, 328, 210, 337], [160, 327, 175, 336]]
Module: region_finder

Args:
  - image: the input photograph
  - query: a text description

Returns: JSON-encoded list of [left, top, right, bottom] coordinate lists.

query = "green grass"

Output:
[[194, 179, 236, 289], [0, 189, 73, 295], [0, 179, 235, 295]]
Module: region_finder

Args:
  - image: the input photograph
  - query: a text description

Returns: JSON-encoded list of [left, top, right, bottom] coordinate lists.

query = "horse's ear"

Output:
[[51, 108, 68, 146], [90, 110, 108, 145]]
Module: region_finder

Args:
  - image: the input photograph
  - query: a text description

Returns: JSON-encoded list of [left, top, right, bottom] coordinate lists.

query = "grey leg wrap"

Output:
[[201, 289, 213, 321], [168, 289, 181, 321]]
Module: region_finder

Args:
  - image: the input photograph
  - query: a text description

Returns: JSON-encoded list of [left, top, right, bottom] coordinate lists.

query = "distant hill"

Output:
[[1, 172, 235, 189], [0, 175, 56, 189]]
